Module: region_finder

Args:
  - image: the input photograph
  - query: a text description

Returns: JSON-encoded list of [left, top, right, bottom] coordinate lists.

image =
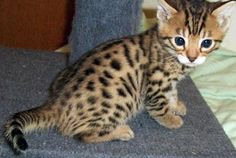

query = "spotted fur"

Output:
[[3, 0, 235, 154]]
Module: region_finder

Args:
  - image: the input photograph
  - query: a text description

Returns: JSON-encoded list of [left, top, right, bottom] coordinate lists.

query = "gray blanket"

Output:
[[0, 47, 236, 157]]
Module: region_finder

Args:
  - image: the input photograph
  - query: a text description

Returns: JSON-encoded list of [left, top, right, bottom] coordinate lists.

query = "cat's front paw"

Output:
[[169, 101, 187, 116], [157, 112, 183, 129]]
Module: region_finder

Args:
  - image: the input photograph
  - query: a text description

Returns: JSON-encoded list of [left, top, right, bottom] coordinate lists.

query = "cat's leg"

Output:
[[145, 91, 184, 129], [166, 88, 186, 116], [77, 124, 134, 143]]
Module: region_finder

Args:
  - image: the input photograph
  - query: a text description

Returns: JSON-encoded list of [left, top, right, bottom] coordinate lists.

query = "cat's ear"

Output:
[[211, 0, 236, 31], [156, 0, 178, 22]]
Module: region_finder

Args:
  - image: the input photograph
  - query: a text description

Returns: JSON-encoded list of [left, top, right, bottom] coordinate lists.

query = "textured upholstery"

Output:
[[0, 47, 235, 157], [69, 0, 143, 63]]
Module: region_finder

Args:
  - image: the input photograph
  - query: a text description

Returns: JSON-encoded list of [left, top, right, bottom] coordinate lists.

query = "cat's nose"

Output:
[[188, 56, 197, 62]]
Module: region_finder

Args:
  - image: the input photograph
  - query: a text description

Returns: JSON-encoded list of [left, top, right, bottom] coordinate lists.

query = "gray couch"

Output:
[[0, 47, 236, 157], [1, 0, 236, 157]]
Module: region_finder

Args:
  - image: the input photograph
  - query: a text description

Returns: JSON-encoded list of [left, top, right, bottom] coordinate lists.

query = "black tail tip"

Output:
[[15, 137, 28, 152]]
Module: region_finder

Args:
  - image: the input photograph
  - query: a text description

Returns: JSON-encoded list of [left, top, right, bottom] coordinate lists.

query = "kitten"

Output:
[[3, 0, 235, 154]]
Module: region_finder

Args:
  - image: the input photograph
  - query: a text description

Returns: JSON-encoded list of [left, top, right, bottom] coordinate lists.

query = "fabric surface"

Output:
[[190, 48, 236, 148], [69, 0, 143, 63], [0, 47, 236, 157]]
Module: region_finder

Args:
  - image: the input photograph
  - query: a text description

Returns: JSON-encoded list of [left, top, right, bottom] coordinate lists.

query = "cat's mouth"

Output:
[[177, 55, 206, 67], [183, 63, 199, 67]]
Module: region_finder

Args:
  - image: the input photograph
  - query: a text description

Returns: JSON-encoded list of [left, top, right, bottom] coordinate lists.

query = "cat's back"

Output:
[[50, 29, 156, 96]]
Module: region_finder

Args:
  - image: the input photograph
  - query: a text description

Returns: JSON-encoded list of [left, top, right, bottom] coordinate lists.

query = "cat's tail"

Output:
[[3, 101, 60, 154]]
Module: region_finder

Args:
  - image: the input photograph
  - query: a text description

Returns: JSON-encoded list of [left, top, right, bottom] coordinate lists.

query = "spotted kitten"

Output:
[[4, 0, 235, 154]]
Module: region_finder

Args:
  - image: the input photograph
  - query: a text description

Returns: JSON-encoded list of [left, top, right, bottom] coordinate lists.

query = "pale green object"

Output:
[[190, 49, 236, 148]]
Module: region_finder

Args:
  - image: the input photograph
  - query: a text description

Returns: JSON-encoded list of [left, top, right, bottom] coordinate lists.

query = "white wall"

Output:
[[142, 0, 236, 52], [222, 8, 236, 52], [142, 0, 157, 9]]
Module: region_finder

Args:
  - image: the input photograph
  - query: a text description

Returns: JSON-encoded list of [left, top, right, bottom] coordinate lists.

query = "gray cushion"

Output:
[[0, 47, 236, 158], [69, 0, 143, 63]]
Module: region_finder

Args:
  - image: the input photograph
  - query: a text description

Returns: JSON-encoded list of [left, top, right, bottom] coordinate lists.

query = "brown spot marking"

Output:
[[76, 103, 84, 109], [101, 102, 111, 108], [113, 112, 121, 118], [101, 89, 113, 99], [87, 96, 97, 105], [103, 70, 113, 79], [110, 60, 121, 71], [84, 68, 95, 76], [117, 88, 127, 97], [86, 81, 95, 91], [99, 77, 110, 87], [104, 53, 111, 59], [93, 58, 101, 66]]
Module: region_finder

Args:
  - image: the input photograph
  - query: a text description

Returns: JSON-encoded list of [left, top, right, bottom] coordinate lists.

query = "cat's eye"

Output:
[[175, 37, 185, 46], [201, 39, 213, 49]]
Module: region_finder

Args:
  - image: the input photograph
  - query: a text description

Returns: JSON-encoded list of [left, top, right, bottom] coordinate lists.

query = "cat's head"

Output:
[[157, 0, 235, 67]]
